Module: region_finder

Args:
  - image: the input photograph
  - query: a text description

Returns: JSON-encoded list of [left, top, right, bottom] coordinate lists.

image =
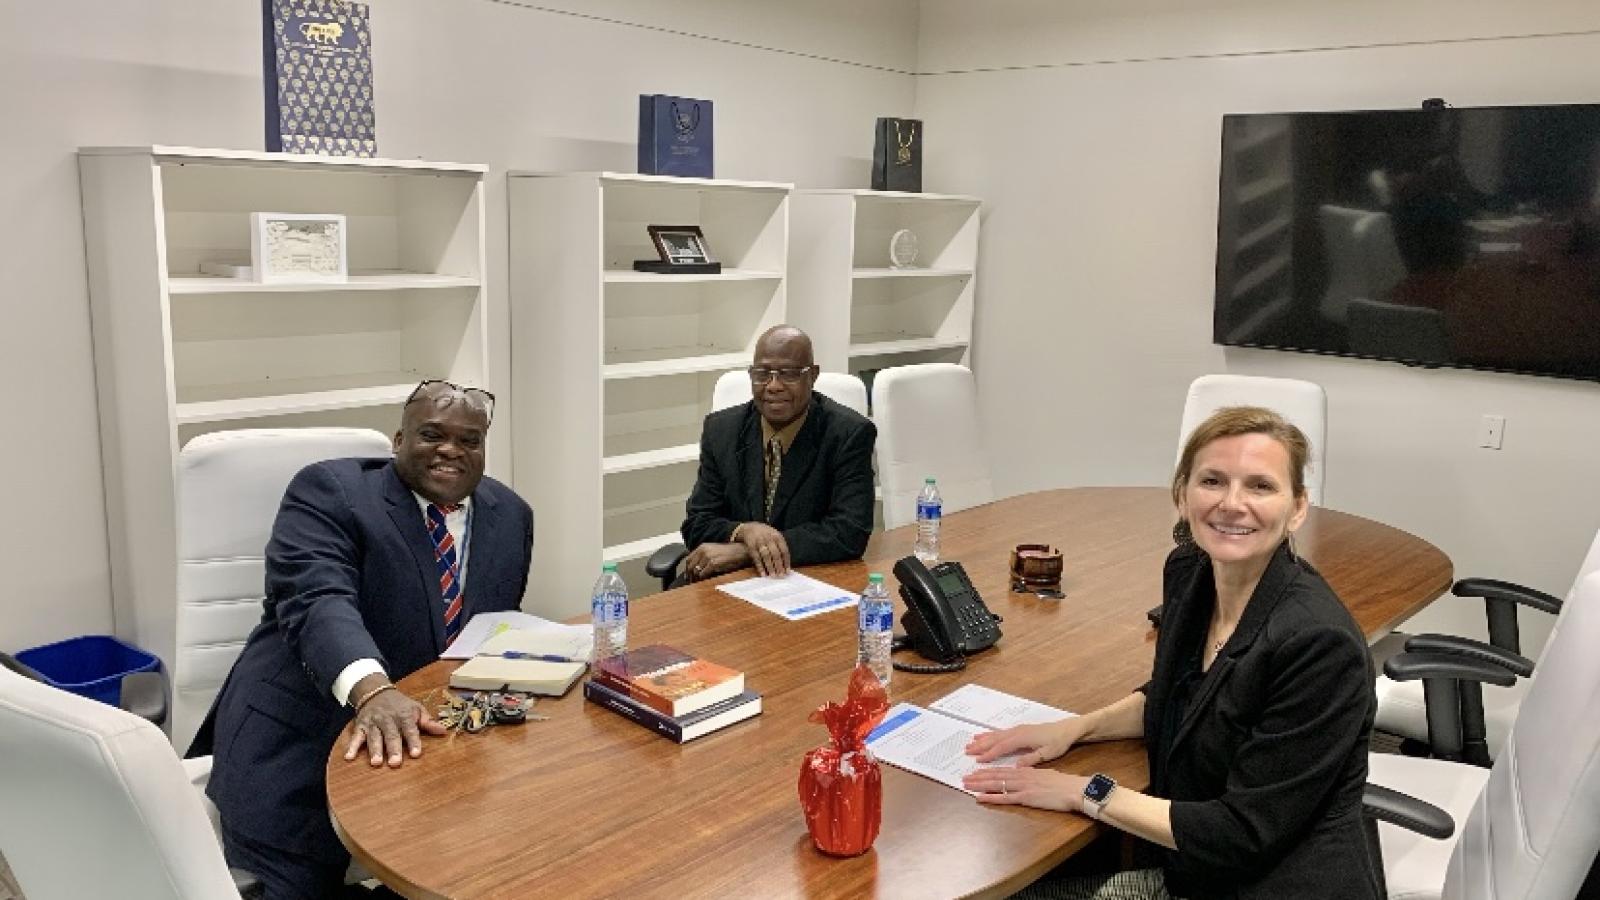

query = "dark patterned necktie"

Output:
[[764, 436, 783, 522], [425, 503, 464, 644]]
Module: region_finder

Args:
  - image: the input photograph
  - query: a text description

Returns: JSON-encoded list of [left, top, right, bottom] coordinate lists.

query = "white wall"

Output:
[[916, 0, 1600, 650], [0, 0, 915, 653]]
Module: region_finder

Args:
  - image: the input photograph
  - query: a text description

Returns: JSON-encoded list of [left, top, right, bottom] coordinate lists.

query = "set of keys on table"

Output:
[[434, 690, 546, 733]]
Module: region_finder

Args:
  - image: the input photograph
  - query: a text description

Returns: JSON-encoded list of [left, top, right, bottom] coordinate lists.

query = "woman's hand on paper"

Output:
[[963, 767, 1088, 813], [964, 717, 1087, 767]]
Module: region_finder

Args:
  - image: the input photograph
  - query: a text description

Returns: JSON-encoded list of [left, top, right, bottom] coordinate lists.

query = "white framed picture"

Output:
[[250, 212, 349, 283]]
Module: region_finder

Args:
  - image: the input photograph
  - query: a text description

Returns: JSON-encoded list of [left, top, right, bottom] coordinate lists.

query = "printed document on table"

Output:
[[865, 703, 1021, 794], [929, 684, 1076, 730], [442, 611, 594, 660], [716, 572, 857, 620]]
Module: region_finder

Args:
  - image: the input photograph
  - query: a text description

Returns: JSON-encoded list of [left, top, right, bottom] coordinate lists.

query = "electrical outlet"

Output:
[[1478, 414, 1505, 450]]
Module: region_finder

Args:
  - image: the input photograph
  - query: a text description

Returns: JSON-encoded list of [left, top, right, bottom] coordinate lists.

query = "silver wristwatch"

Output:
[[1082, 772, 1117, 819]]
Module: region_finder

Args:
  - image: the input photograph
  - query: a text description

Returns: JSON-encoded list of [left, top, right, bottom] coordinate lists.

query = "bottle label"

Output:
[[859, 605, 892, 631], [593, 591, 628, 624], [917, 500, 942, 520]]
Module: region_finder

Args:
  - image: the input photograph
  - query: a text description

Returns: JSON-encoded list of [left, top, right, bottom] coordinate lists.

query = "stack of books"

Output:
[[585, 644, 761, 743]]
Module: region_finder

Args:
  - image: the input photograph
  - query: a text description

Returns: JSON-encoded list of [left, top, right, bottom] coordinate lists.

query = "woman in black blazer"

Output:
[[964, 407, 1381, 900]]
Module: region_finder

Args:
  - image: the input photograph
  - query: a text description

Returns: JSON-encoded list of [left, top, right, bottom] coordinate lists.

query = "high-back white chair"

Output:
[[174, 427, 392, 751], [872, 364, 993, 530], [1376, 525, 1600, 761], [814, 372, 869, 417], [0, 666, 241, 899], [709, 369, 869, 417], [711, 369, 750, 413], [1177, 374, 1328, 506], [1318, 204, 1406, 326], [1369, 570, 1600, 900]]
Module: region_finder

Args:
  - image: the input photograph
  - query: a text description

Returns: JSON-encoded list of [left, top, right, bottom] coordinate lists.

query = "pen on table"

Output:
[[495, 651, 585, 663]]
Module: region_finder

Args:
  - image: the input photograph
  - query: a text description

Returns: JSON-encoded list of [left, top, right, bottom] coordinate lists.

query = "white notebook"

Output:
[[448, 655, 586, 696]]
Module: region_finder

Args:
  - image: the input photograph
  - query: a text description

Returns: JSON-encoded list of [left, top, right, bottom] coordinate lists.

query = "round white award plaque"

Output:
[[888, 228, 920, 269]]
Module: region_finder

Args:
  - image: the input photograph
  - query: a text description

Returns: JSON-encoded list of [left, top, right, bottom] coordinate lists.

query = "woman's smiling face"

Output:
[[1179, 433, 1308, 568]]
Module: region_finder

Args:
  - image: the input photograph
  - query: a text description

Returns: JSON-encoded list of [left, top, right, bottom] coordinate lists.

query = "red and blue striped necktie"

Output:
[[425, 503, 464, 644]]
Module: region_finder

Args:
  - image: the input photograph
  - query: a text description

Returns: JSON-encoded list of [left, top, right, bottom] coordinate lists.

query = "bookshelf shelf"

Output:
[[851, 267, 973, 280], [167, 272, 479, 295], [602, 443, 700, 476], [175, 378, 417, 425], [603, 268, 782, 284], [847, 335, 971, 358]]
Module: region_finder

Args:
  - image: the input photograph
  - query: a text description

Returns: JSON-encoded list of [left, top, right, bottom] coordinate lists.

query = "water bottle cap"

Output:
[[925, 476, 936, 484], [868, 573, 884, 584], [601, 563, 618, 572]]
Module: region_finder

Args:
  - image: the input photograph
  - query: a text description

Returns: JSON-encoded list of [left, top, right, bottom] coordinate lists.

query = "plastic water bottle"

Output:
[[914, 477, 942, 564], [857, 573, 893, 688], [591, 563, 629, 660]]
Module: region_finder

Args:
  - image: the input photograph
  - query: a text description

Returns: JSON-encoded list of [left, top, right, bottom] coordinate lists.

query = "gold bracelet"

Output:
[[730, 523, 745, 543], [352, 682, 396, 711]]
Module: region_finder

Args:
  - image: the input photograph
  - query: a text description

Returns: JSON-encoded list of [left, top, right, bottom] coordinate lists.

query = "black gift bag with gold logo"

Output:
[[871, 117, 923, 192]]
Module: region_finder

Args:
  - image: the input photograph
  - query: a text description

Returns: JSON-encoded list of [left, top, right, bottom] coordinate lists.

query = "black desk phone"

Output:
[[892, 555, 1002, 673]]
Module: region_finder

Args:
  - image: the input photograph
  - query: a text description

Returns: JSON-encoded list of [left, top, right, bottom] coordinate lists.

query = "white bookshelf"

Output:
[[788, 189, 980, 377], [78, 146, 489, 714], [509, 171, 790, 611]]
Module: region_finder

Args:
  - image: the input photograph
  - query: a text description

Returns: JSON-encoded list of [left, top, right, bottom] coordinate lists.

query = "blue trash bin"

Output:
[[14, 635, 161, 708]]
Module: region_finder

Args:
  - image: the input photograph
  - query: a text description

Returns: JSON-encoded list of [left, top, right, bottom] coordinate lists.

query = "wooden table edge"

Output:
[[332, 805, 446, 900]]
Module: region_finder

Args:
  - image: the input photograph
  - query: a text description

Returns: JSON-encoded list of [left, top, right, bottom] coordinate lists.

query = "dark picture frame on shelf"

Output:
[[647, 225, 715, 265]]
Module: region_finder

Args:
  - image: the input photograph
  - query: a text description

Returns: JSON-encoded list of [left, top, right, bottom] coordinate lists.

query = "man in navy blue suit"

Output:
[[191, 381, 534, 899]]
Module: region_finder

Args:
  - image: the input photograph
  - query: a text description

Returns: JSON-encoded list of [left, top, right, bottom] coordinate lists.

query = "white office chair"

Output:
[[173, 427, 393, 753], [1366, 570, 1600, 900], [709, 369, 870, 417], [1375, 526, 1600, 762], [1176, 374, 1328, 506], [0, 665, 241, 899], [1318, 204, 1407, 327], [872, 363, 993, 530]]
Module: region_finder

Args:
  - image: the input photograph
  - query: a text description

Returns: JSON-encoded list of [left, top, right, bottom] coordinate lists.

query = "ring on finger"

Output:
[[1001, 779, 1009, 794]]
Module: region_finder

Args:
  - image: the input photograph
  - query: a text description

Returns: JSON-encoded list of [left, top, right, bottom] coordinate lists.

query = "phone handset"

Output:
[[891, 555, 1002, 673]]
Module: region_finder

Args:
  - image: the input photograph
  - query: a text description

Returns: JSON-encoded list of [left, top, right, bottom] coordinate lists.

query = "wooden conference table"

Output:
[[326, 487, 1452, 899]]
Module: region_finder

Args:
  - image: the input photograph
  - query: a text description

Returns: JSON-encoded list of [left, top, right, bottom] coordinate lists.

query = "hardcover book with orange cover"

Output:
[[593, 644, 745, 718]]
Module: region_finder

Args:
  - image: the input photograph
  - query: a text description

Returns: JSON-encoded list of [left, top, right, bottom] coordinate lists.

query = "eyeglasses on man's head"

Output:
[[405, 379, 495, 422], [747, 366, 814, 386]]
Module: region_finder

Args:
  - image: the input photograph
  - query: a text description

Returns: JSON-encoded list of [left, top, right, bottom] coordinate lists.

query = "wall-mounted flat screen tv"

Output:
[[1214, 104, 1600, 381]]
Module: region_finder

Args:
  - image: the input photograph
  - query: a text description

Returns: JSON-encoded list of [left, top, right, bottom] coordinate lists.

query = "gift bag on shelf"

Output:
[[798, 664, 890, 857]]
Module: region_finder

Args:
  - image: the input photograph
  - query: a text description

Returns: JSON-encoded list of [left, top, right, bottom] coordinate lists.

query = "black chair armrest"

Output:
[[645, 542, 689, 591], [1403, 633, 1535, 678], [0, 651, 46, 682], [119, 670, 168, 727], [1383, 651, 1518, 686], [1386, 650, 1513, 765], [1453, 577, 1563, 655], [1362, 783, 1455, 840], [1452, 577, 1563, 614]]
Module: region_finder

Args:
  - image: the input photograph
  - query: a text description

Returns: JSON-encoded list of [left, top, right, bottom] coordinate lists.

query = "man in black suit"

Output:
[[191, 381, 533, 899], [680, 325, 876, 581]]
